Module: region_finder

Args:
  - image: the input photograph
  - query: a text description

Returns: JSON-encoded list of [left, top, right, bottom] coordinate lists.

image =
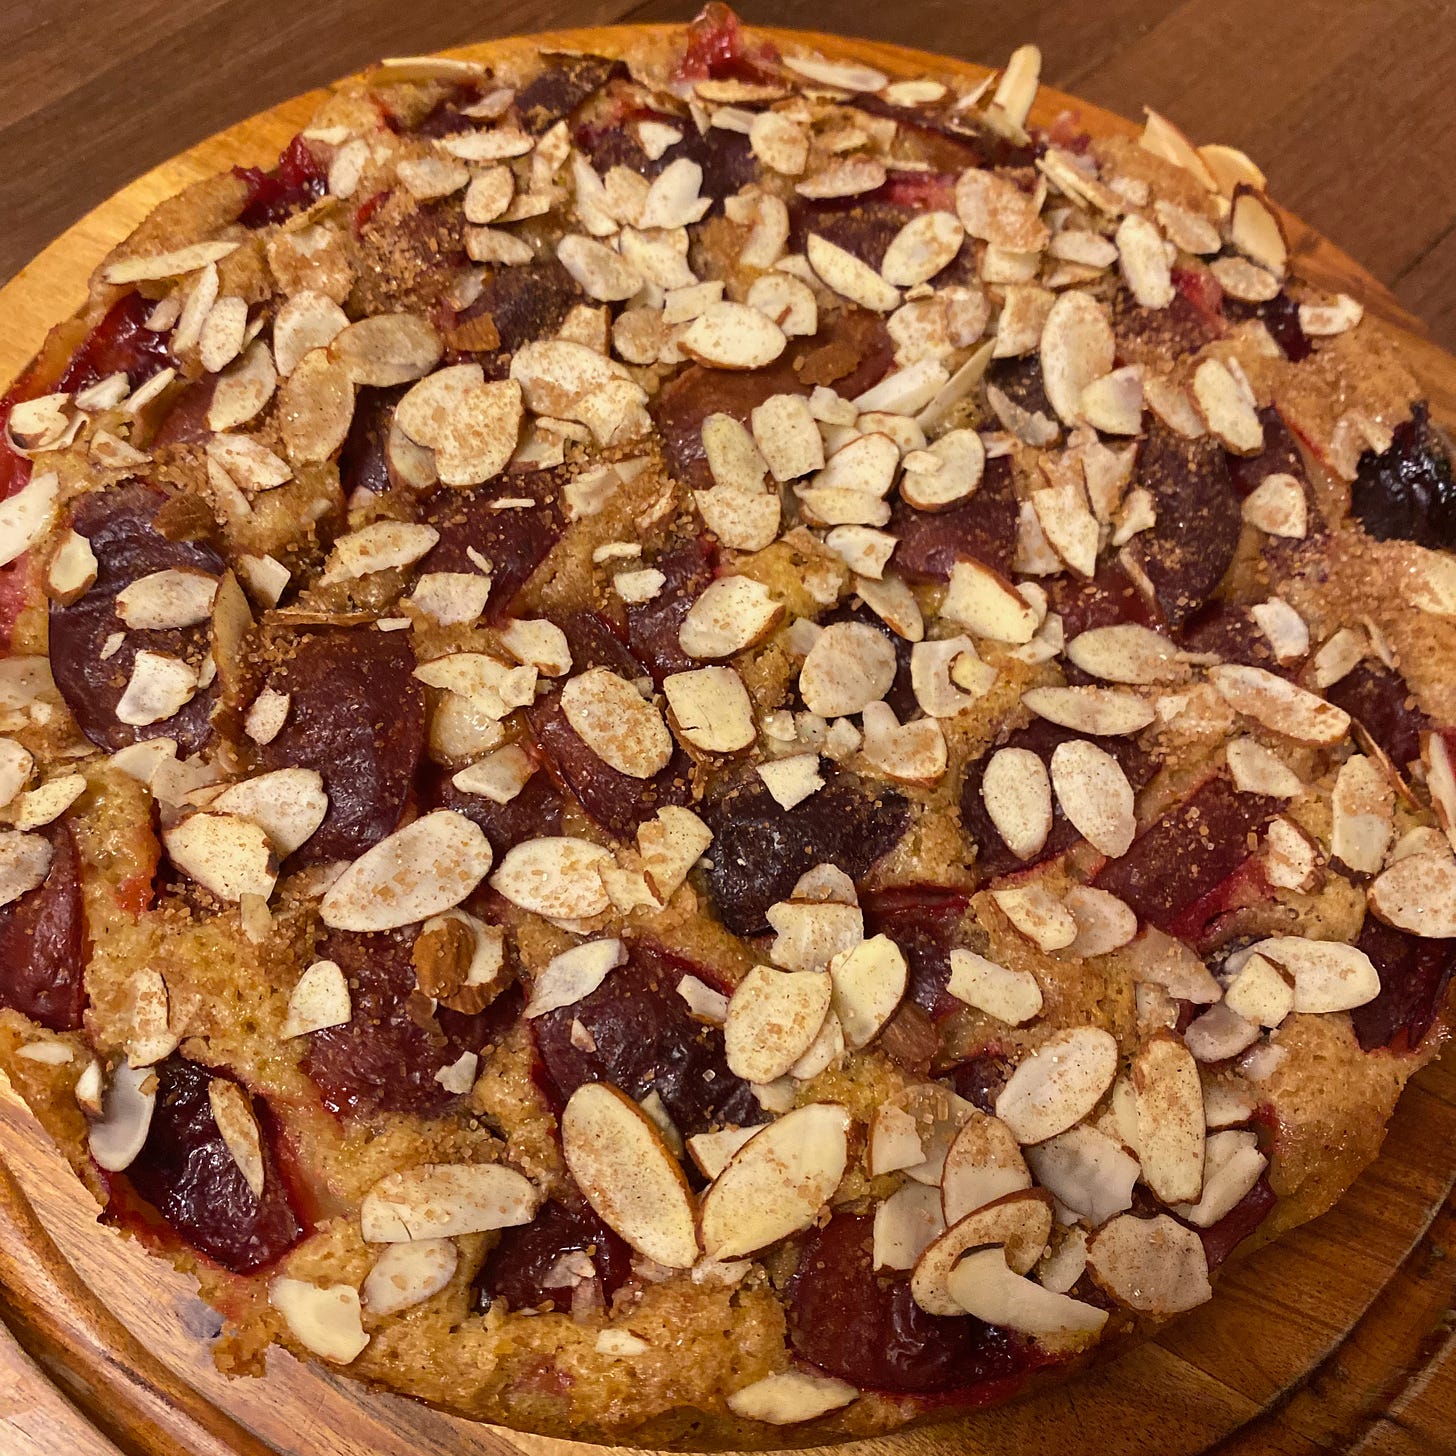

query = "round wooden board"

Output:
[[0, 24, 1453, 1456]]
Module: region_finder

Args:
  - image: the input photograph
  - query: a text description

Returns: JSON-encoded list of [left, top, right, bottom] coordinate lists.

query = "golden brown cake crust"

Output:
[[0, 8, 1453, 1447]]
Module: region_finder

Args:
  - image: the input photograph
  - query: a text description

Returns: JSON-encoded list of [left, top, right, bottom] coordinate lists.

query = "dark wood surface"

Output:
[[0, 9, 1453, 1456], [1, 0, 1452, 351]]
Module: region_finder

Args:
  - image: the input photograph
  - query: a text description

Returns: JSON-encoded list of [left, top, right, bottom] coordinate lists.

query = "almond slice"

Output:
[[994, 1026, 1119, 1144], [992, 883, 1077, 953], [1115, 214, 1175, 309], [860, 701, 947, 784], [524, 938, 627, 1018], [881, 212, 966, 288], [767, 898, 864, 974], [1242, 473, 1307, 538], [269, 1280, 369, 1364], [955, 168, 1049, 253], [562, 1086, 694, 1266], [663, 667, 756, 753], [679, 301, 787, 370], [699, 1102, 851, 1259], [757, 755, 824, 810], [782, 51, 888, 90], [1192, 357, 1264, 454], [394, 366, 523, 486], [806, 233, 901, 313], [1368, 847, 1456, 939], [1066, 624, 1185, 684], [749, 110, 809, 175], [979, 747, 1053, 861], [320, 810, 493, 931], [207, 1078, 264, 1199], [1024, 1124, 1139, 1225], [1049, 739, 1136, 858], [752, 393, 824, 481], [279, 349, 356, 463], [87, 1062, 156, 1172], [561, 668, 673, 780], [1021, 686, 1154, 736], [639, 157, 711, 230], [911, 1189, 1053, 1315], [319, 521, 440, 583], [163, 813, 277, 902], [490, 836, 612, 919], [1080, 366, 1145, 435], [1032, 480, 1099, 577], [940, 1110, 1032, 1224], [725, 1370, 858, 1425], [211, 768, 328, 858], [1174, 1130, 1268, 1228], [687, 1125, 759, 1180], [1087, 1212, 1211, 1314], [1330, 753, 1393, 874], [362, 1239, 458, 1316], [1208, 664, 1349, 745], [942, 559, 1039, 643], [1131, 1033, 1204, 1204], [1242, 935, 1382, 1010], [799, 621, 898, 717], [1225, 737, 1303, 798], [115, 650, 200, 727], [829, 933, 907, 1048], [1229, 186, 1288, 276], [867, 1083, 973, 1183], [678, 576, 783, 658], [1183, 1001, 1260, 1062], [911, 636, 987, 718], [116, 568, 218, 630], [1065, 885, 1139, 957], [900, 429, 985, 510], [813, 432, 899, 497], [725, 965, 833, 1083], [946, 948, 1043, 1025], [102, 239, 240, 285], [1220, 952, 1293, 1028], [874, 1182, 947, 1270], [947, 1246, 1108, 1342], [282, 959, 351, 1038], [360, 1162, 539, 1242], [1040, 292, 1115, 425]]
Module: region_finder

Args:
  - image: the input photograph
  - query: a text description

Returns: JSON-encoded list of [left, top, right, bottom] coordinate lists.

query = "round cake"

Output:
[[0, 6, 1453, 1446]]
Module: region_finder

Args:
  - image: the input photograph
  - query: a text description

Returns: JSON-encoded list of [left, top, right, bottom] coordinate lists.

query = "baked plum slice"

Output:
[[862, 885, 971, 1020], [420, 468, 567, 620], [1125, 423, 1241, 630], [513, 54, 625, 136], [1224, 289, 1311, 362], [256, 628, 424, 865], [1049, 557, 1157, 638], [49, 482, 223, 754], [1324, 662, 1428, 772], [476, 1195, 632, 1314], [1349, 916, 1456, 1053], [1225, 406, 1308, 498], [1094, 776, 1279, 931], [1114, 287, 1223, 368], [1349, 402, 1456, 552], [527, 690, 694, 839], [233, 134, 327, 228], [984, 355, 1055, 423], [1196, 1174, 1276, 1270], [701, 766, 910, 936], [58, 292, 175, 396], [420, 754, 565, 861], [676, 2, 783, 84], [0, 824, 85, 1032], [531, 940, 762, 1138], [303, 926, 520, 1118], [941, 1049, 1013, 1114], [457, 258, 584, 370], [336, 385, 406, 496], [960, 719, 1155, 883], [114, 1056, 306, 1274], [787, 1212, 1043, 1397], [889, 455, 1019, 582], [624, 535, 717, 685]]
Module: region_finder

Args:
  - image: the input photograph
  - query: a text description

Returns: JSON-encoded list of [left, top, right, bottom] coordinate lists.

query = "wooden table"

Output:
[[1, 4, 1454, 1453]]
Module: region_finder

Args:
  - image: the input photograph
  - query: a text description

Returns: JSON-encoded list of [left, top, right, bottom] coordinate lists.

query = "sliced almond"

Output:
[[867, 1083, 973, 1182], [1225, 737, 1303, 798], [911, 1189, 1053, 1315], [940, 1110, 1032, 1224], [211, 768, 327, 858], [1299, 293, 1363, 337], [1087, 1212, 1211, 1314], [1367, 844, 1456, 938], [207, 1078, 265, 1199], [360, 1161, 539, 1242], [910, 636, 985, 718], [0, 739, 32, 807], [663, 667, 756, 753], [282, 959, 351, 1038], [806, 233, 901, 313], [1040, 292, 1116, 425], [1221, 952, 1293, 1028], [829, 933, 907, 1048], [1115, 213, 1174, 309], [946, 947, 1043, 1024], [163, 813, 277, 902], [490, 836, 612, 919], [279, 348, 355, 463], [1229, 187, 1287, 276], [782, 51, 887, 90], [678, 576, 783, 658], [1208, 664, 1349, 745], [699, 1102, 851, 1260], [394, 366, 523, 486], [752, 393, 825, 481], [84, 1061, 154, 1172], [331, 312, 442, 387], [874, 1182, 947, 1270], [749, 110, 809, 175], [993, 882, 1077, 952], [561, 668, 673, 780], [116, 568, 218, 630], [979, 747, 1053, 861], [114, 650, 200, 727], [269, 1280, 369, 1364], [679, 302, 787, 370], [1174, 1129, 1268, 1228], [687, 1125, 760, 1181], [45, 530, 98, 605], [860, 701, 946, 784], [1049, 739, 1136, 858], [1242, 472, 1307, 538], [881, 212, 966, 288], [319, 521, 440, 583], [1066, 885, 1139, 957], [767, 899, 864, 974], [994, 1026, 1119, 1144], [1032, 479, 1099, 576], [758, 754, 824, 810], [362, 1239, 458, 1316], [524, 938, 626, 1019], [1131, 1034, 1204, 1204], [942, 559, 1039, 643], [556, 234, 644, 303], [948, 1247, 1108, 1342], [1183, 1001, 1260, 1062], [955, 168, 1049, 253], [320, 810, 492, 931], [1024, 1124, 1139, 1225], [1021, 686, 1153, 737], [8, 773, 86, 831], [1192, 357, 1264, 454], [1329, 753, 1393, 874], [725, 965, 833, 1083], [798, 621, 898, 717], [1067, 624, 1185, 685], [725, 1370, 858, 1425]]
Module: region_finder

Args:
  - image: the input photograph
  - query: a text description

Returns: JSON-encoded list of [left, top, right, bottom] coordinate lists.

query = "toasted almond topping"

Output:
[[910, 636, 985, 718], [948, 1247, 1108, 1343], [700, 1102, 851, 1260], [361, 1162, 539, 1242], [320, 810, 492, 931], [679, 575, 783, 659], [163, 813, 277, 902], [331, 312, 442, 387], [1225, 737, 1303, 798], [867, 1082, 973, 1182], [0, 470, 58, 569], [1049, 738, 1136, 858], [1183, 1001, 1260, 1062], [394, 366, 522, 486], [749, 110, 809, 175], [726, 1370, 858, 1425], [828, 933, 907, 1048], [1021, 686, 1154, 737], [1063, 886, 1137, 959], [1032, 478, 1099, 576], [799, 621, 898, 717], [0, 739, 32, 807], [86, 1062, 156, 1172], [1222, 952, 1293, 1028], [995, 1026, 1118, 1143], [1299, 293, 1363, 337], [269, 294, 349, 381], [1242, 472, 1307, 537], [1368, 850, 1456, 940], [757, 754, 824, 810], [947, 947, 1043, 1025], [1192, 357, 1264, 454], [1114, 213, 1174, 309], [902, 428, 984, 510], [1175, 1129, 1268, 1228], [992, 883, 1078, 953], [663, 666, 755, 753], [0, 829, 49, 909], [438, 127, 533, 162], [767, 895, 864, 973], [806, 233, 901, 313], [45, 529, 98, 605], [207, 1078, 264, 1199], [278, 348, 355, 463], [7, 773, 85, 831], [1040, 292, 1116, 424], [103, 240, 239, 285], [557, 234, 645, 303], [639, 157, 711, 230], [282, 959, 351, 1038], [881, 212, 966, 288], [362, 1239, 458, 1316], [561, 668, 673, 780], [1131, 1034, 1204, 1204], [980, 747, 1053, 861], [490, 836, 612, 919], [452, 744, 536, 805], [912, 1190, 1053, 1315], [563, 1083, 698, 1267], [1229, 186, 1287, 276], [956, 168, 1049, 253], [942, 559, 1040, 643], [1330, 753, 1393, 873], [746, 271, 818, 337], [783, 51, 887, 89], [752, 393, 825, 481], [1208, 664, 1349, 745], [211, 767, 327, 857], [874, 1182, 946, 1271], [319, 521, 440, 584], [1087, 1212, 1211, 1314], [1067, 624, 1185, 684], [1025, 1123, 1139, 1225], [525, 938, 627, 1018], [687, 1125, 759, 1182], [725, 965, 833, 1083], [940, 1109, 1033, 1224], [269, 1279, 369, 1364], [206, 341, 276, 431]]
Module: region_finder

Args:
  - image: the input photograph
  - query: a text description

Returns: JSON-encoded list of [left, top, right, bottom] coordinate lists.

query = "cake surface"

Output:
[[0, 7, 1454, 1446]]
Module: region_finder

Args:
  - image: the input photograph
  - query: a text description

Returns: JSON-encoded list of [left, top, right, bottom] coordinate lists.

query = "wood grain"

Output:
[[0, 20, 1453, 1456]]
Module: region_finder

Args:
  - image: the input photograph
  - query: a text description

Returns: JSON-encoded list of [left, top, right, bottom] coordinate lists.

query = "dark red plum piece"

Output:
[[624, 536, 717, 685], [117, 1056, 305, 1274], [1324, 662, 1428, 772], [1050, 557, 1157, 639], [419, 756, 564, 861], [49, 483, 222, 754], [0, 824, 86, 1033], [1195, 1174, 1276, 1270], [787, 1212, 1041, 1397], [701, 767, 909, 936], [476, 1195, 633, 1313], [1164, 853, 1274, 950], [890, 456, 1019, 582], [1178, 601, 1280, 671], [527, 691, 694, 839], [420, 469, 566, 620], [984, 355, 1055, 423], [961, 719, 1155, 883], [531, 940, 763, 1137], [1224, 289, 1310, 363], [233, 134, 328, 228], [557, 608, 644, 678], [1225, 406, 1308, 498], [1114, 288, 1222, 367], [1349, 402, 1456, 552], [791, 196, 970, 282], [458, 258, 584, 370], [862, 885, 970, 1020], [337, 385, 406, 496], [1125, 423, 1241, 630], [304, 927, 520, 1118], [57, 292, 174, 396], [1172, 265, 1225, 333], [575, 102, 757, 207], [1094, 776, 1279, 930], [257, 629, 424, 864], [151, 376, 218, 448], [1349, 915, 1456, 1053], [941, 1050, 1013, 1114], [513, 54, 625, 136], [652, 310, 892, 491], [677, 3, 783, 84]]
